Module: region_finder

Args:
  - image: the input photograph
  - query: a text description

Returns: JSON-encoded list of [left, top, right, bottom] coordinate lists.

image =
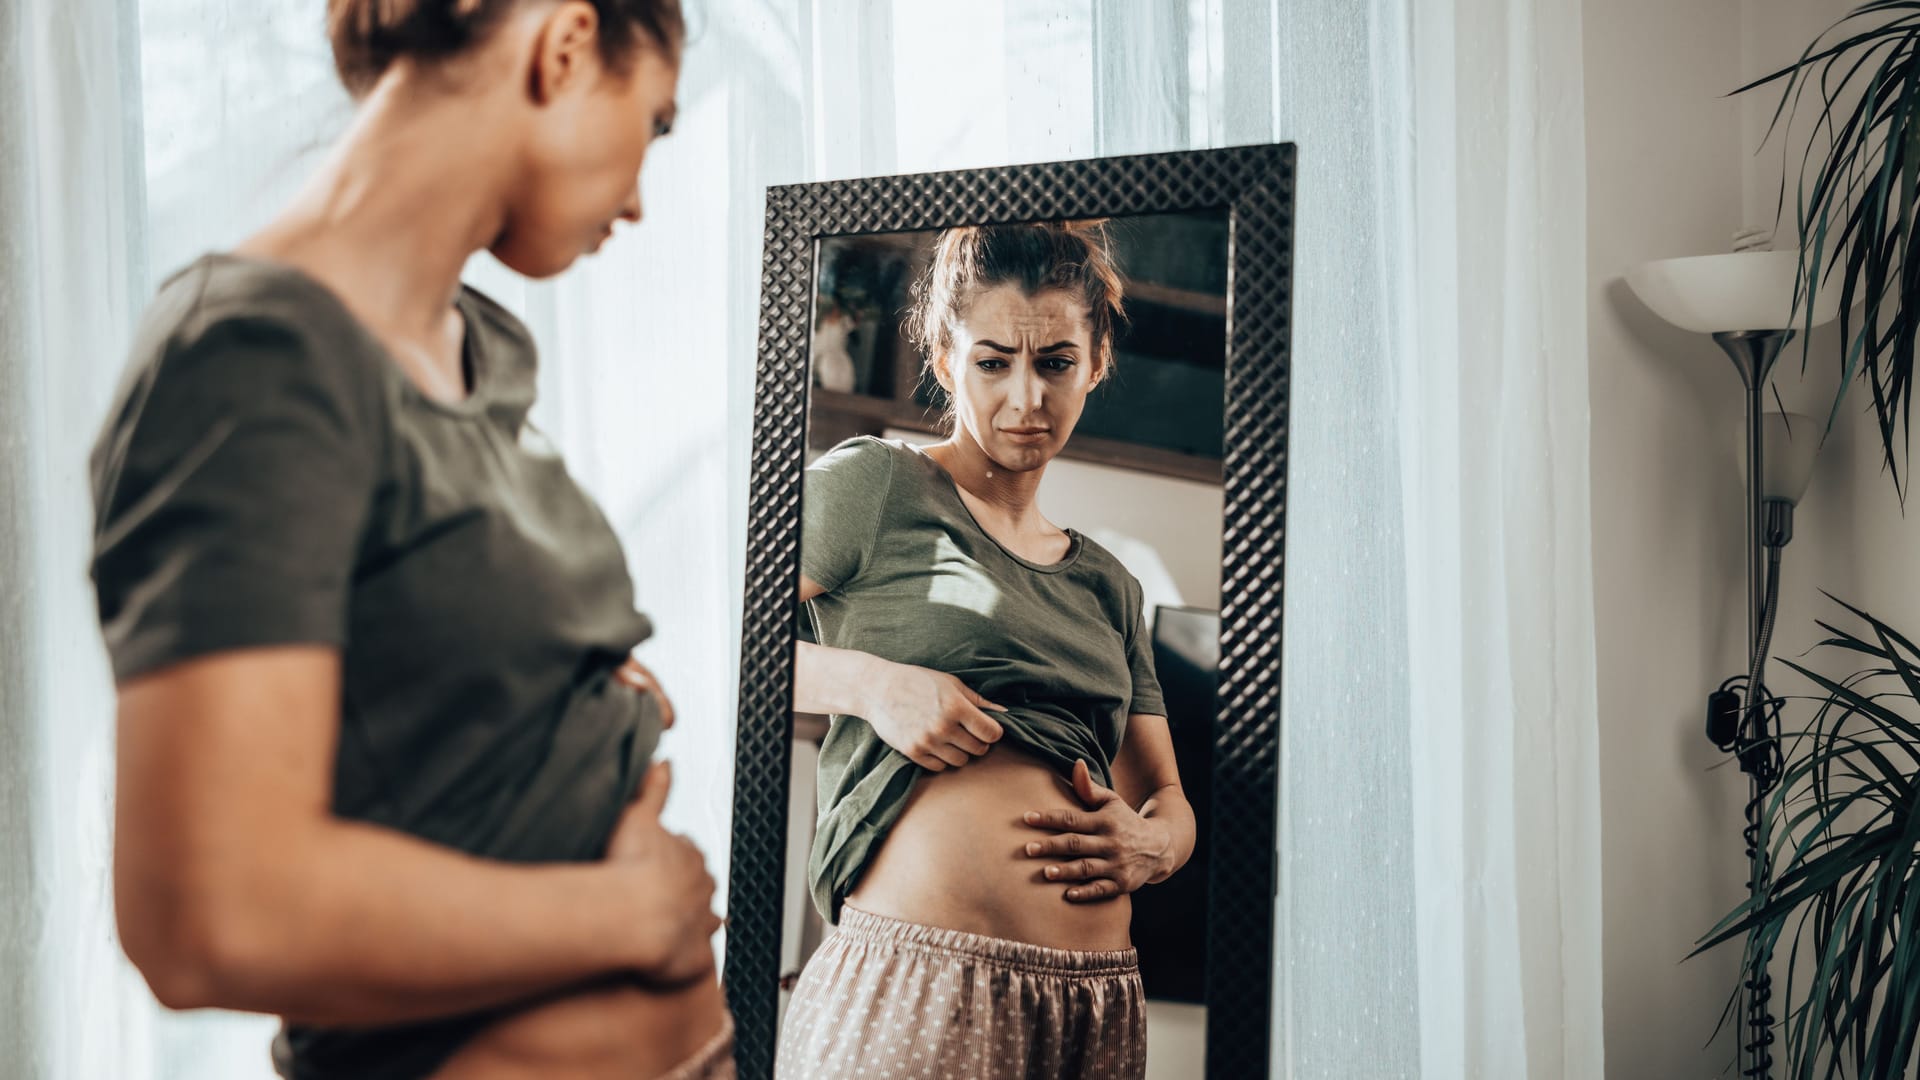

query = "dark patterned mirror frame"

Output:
[[725, 143, 1295, 1079]]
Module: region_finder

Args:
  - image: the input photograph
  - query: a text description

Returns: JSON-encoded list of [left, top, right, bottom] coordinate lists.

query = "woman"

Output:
[[87, 2, 731, 1077], [778, 222, 1198, 1079]]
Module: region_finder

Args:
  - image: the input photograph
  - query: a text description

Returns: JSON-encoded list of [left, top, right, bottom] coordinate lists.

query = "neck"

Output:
[[929, 429, 1049, 525], [260, 71, 518, 339]]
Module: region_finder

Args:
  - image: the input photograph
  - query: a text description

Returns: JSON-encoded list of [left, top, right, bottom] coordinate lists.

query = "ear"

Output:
[[1088, 347, 1110, 388], [528, 0, 602, 104], [930, 351, 954, 393]]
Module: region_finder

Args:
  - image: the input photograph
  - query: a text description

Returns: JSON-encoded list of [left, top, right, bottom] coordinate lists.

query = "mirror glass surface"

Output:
[[777, 211, 1227, 1079]]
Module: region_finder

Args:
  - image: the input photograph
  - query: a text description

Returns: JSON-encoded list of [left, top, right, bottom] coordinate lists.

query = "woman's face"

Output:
[[937, 284, 1105, 474], [492, 3, 681, 278]]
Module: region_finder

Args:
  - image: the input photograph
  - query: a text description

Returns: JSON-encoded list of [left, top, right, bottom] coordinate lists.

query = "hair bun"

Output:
[[328, 0, 498, 96], [327, 0, 684, 99]]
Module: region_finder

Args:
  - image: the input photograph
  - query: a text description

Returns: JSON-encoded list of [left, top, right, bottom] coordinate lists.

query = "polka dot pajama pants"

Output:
[[776, 906, 1146, 1079]]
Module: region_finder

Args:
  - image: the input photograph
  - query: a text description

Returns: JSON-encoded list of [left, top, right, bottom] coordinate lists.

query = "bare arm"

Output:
[[792, 645, 884, 718], [1111, 714, 1197, 882], [792, 573, 1005, 770], [793, 572, 875, 716], [115, 646, 717, 1026]]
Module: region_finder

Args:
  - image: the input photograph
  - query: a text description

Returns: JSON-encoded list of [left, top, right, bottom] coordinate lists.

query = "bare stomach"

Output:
[[429, 971, 728, 1080], [845, 745, 1133, 952]]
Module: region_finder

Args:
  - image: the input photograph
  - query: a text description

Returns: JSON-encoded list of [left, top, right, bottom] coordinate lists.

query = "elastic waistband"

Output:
[[835, 905, 1139, 977]]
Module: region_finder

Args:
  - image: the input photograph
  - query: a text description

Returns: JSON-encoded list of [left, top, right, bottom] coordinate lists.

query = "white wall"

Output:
[[1589, 0, 1920, 1076], [1585, 1, 1755, 1075], [1036, 456, 1225, 614]]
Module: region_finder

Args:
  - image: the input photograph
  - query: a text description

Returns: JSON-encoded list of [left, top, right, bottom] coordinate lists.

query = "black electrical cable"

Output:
[[1705, 546, 1786, 1079], [1736, 548, 1785, 1079]]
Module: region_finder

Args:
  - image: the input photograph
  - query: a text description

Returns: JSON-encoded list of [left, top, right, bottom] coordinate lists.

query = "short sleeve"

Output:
[[89, 308, 382, 683], [1123, 580, 1167, 718], [800, 437, 896, 592]]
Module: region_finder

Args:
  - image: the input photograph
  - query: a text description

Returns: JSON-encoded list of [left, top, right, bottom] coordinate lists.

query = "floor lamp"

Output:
[[1626, 249, 1833, 1080]]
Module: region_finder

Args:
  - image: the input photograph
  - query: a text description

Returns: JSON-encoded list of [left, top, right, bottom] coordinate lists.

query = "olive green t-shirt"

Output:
[[88, 252, 661, 1080], [800, 436, 1166, 922]]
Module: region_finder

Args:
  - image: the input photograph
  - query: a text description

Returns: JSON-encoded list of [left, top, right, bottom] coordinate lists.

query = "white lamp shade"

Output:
[[1758, 411, 1821, 504], [1626, 250, 1843, 333]]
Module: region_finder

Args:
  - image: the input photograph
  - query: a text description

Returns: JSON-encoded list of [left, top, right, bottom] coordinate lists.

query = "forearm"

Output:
[[793, 640, 888, 717], [1138, 785, 1197, 883], [138, 819, 662, 1026]]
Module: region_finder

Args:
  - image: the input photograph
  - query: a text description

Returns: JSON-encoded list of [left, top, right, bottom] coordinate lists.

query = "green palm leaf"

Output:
[[1738, 4, 1920, 501], [1695, 600, 1920, 1077]]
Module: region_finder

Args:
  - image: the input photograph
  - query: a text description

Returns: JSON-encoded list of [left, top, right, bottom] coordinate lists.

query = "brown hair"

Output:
[[327, 0, 684, 98], [906, 220, 1128, 390]]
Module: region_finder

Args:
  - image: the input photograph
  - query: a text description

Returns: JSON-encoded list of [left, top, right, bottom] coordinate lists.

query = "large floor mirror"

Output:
[[728, 145, 1294, 1079]]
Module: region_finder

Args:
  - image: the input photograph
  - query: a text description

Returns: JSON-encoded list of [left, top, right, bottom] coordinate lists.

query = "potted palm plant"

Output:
[[1738, 2, 1920, 499], [1699, 11, 1920, 1076], [1696, 597, 1920, 1078]]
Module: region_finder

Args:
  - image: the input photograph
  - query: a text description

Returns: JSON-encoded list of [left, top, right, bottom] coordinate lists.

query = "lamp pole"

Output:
[[1711, 328, 1790, 1080], [1712, 330, 1788, 658]]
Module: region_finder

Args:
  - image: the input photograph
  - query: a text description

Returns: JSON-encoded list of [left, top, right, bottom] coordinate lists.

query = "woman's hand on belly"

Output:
[[604, 762, 723, 986], [1020, 759, 1174, 903], [848, 747, 1134, 951], [431, 761, 730, 1080]]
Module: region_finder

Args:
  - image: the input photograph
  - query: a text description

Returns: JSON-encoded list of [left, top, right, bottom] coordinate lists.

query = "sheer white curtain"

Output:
[[4, 0, 166, 1076], [1, 0, 1603, 1077], [1400, 0, 1604, 1076]]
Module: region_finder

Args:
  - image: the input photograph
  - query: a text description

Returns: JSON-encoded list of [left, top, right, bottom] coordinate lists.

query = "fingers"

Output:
[[958, 706, 1005, 745], [946, 728, 993, 757], [617, 658, 655, 692], [964, 685, 1008, 713], [1063, 879, 1123, 903], [909, 724, 990, 771], [632, 760, 672, 817], [672, 836, 719, 910], [1071, 759, 1118, 807], [1041, 858, 1114, 883], [618, 658, 675, 729], [1071, 758, 1098, 804], [666, 828, 708, 868], [1021, 808, 1106, 833], [1022, 833, 1115, 859], [903, 744, 953, 772], [927, 742, 970, 769]]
